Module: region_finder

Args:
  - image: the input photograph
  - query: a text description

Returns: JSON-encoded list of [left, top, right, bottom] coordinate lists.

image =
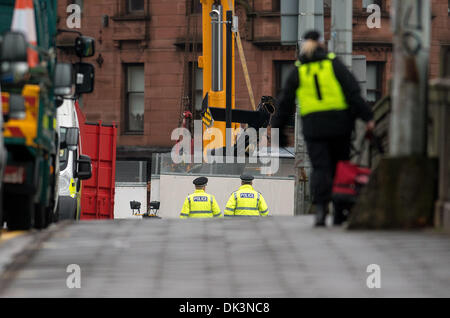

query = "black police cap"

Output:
[[240, 174, 254, 182], [193, 177, 208, 186], [303, 30, 321, 41]]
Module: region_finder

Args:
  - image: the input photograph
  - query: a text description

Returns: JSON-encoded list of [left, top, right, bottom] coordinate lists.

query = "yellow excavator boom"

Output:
[[200, 0, 238, 154]]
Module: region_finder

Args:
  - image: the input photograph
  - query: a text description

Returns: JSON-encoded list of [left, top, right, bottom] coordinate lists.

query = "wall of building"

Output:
[[430, 0, 450, 78], [57, 0, 450, 154], [150, 177, 160, 202]]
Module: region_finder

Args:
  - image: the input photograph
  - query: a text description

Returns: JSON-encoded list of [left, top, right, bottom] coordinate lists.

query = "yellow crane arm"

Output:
[[226, 0, 256, 111]]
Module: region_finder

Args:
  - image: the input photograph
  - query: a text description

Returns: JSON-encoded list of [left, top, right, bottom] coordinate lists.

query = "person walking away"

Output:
[[271, 30, 375, 227], [180, 177, 222, 218], [225, 175, 269, 217]]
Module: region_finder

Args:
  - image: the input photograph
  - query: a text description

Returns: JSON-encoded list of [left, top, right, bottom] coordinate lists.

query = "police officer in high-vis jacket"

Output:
[[271, 30, 374, 227], [180, 177, 222, 219], [225, 175, 269, 217]]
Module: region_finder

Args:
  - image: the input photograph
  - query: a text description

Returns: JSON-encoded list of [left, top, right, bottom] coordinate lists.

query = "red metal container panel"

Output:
[[80, 122, 117, 220], [76, 99, 117, 220]]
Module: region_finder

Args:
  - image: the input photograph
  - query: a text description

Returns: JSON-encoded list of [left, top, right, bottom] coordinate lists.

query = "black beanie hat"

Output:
[[303, 30, 321, 41]]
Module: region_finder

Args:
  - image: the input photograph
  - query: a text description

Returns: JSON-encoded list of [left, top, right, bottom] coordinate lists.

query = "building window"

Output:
[[272, 0, 280, 12], [193, 63, 203, 113], [70, 0, 83, 11], [362, 0, 382, 10], [324, 0, 331, 14], [127, 0, 145, 14], [187, 62, 203, 117], [275, 60, 296, 97], [366, 62, 384, 104], [442, 45, 450, 77], [125, 65, 145, 133], [189, 0, 202, 14], [274, 60, 296, 126]]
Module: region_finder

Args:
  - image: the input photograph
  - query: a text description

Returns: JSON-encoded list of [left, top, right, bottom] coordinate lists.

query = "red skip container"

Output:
[[76, 101, 117, 220]]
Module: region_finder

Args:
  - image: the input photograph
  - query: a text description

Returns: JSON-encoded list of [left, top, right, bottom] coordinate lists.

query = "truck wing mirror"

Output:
[[0, 31, 29, 86], [76, 155, 92, 180], [55, 96, 64, 108], [54, 62, 75, 97], [60, 127, 79, 150], [74, 62, 95, 95], [75, 36, 95, 58]]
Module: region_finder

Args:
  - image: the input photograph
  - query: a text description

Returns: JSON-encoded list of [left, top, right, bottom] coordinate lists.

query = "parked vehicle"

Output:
[[0, 0, 73, 230], [0, 94, 4, 230], [57, 98, 92, 220], [0, 0, 97, 230], [74, 102, 117, 220], [0, 87, 6, 230], [0, 31, 31, 230], [56, 36, 96, 221]]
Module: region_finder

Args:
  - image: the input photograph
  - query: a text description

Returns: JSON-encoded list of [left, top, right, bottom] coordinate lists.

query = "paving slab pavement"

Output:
[[0, 216, 449, 297]]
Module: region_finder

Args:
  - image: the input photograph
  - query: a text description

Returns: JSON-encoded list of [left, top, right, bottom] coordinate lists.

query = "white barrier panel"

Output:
[[159, 175, 295, 219], [150, 178, 160, 202], [114, 183, 147, 219]]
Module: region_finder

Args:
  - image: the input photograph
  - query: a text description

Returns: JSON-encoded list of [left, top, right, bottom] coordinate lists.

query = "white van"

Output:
[[57, 98, 92, 220]]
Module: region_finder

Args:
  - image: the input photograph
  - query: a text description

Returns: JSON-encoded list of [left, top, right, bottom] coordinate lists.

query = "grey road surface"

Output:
[[0, 216, 449, 297]]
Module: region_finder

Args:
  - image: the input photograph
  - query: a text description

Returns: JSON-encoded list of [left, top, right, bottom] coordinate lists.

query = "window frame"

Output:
[[274, 60, 296, 98], [362, 0, 383, 11], [274, 60, 296, 127], [187, 62, 203, 119], [441, 45, 450, 77], [124, 63, 145, 134], [59, 127, 69, 171], [67, 0, 84, 16], [272, 0, 280, 13], [366, 61, 385, 106], [125, 0, 145, 15], [187, 0, 202, 15]]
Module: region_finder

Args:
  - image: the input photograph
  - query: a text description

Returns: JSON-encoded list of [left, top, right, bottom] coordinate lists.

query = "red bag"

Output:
[[332, 132, 384, 204], [332, 161, 371, 203]]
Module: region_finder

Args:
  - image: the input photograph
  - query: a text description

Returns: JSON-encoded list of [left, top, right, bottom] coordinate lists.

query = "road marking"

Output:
[[0, 230, 27, 244]]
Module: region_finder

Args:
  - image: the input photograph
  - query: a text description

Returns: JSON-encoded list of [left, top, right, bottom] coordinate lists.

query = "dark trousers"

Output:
[[305, 137, 351, 205]]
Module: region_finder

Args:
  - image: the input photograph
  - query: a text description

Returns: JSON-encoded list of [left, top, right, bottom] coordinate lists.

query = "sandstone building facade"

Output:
[[56, 0, 450, 178]]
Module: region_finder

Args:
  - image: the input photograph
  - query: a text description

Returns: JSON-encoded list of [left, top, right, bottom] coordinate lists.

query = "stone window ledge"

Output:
[[112, 15, 150, 22]]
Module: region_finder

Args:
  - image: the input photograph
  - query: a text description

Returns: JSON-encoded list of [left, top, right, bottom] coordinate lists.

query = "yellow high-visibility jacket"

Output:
[[180, 190, 222, 218], [224, 185, 269, 217], [296, 53, 349, 117]]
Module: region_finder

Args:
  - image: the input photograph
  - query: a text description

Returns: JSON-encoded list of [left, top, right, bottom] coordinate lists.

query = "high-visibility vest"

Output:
[[296, 53, 348, 117], [180, 190, 222, 218], [225, 185, 269, 217]]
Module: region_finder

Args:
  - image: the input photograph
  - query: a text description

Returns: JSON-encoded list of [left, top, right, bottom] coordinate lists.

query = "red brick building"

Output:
[[56, 0, 450, 162]]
